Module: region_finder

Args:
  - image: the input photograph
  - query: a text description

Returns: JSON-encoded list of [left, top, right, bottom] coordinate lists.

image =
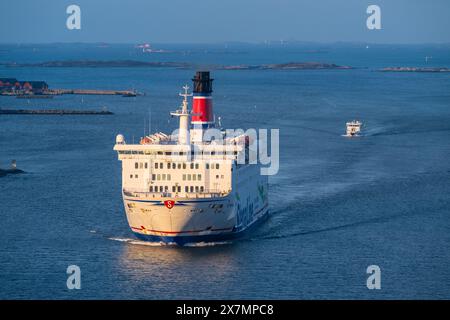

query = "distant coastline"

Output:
[[6, 60, 450, 72], [2, 60, 190, 68], [1, 60, 353, 70], [219, 62, 352, 70], [0, 108, 113, 115]]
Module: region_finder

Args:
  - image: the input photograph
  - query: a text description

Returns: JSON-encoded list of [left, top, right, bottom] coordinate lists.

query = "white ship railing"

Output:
[[123, 189, 230, 199]]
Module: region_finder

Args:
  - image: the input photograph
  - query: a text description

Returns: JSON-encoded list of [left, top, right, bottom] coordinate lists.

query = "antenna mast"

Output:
[[171, 85, 192, 145]]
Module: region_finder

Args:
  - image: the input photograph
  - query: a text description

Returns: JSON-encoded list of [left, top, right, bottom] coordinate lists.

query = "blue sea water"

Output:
[[0, 43, 450, 299]]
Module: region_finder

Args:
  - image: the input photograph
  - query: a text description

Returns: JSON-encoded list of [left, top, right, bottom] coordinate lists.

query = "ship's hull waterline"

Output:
[[123, 193, 269, 245]]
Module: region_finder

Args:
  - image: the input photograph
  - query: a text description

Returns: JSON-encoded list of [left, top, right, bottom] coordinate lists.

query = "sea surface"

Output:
[[0, 43, 449, 299]]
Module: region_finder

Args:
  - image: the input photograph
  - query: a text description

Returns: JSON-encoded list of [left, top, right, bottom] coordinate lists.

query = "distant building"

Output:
[[19, 81, 48, 94], [0, 78, 19, 90], [0, 78, 48, 94]]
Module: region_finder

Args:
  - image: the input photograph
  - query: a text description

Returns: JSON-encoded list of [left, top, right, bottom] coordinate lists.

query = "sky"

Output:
[[1, 0, 449, 44]]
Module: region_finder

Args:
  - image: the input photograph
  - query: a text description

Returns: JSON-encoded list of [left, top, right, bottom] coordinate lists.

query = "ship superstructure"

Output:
[[114, 71, 268, 245], [346, 120, 362, 137]]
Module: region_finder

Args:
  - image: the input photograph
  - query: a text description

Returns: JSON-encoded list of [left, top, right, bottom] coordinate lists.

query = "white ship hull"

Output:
[[124, 196, 268, 245], [122, 167, 268, 245]]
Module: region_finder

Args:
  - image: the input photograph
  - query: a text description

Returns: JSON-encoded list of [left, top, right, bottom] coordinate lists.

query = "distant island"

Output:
[[3, 60, 190, 68], [2, 60, 353, 70], [219, 62, 352, 70], [379, 67, 450, 73]]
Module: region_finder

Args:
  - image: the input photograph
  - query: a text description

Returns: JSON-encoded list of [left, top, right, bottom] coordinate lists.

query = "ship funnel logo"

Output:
[[164, 200, 175, 209]]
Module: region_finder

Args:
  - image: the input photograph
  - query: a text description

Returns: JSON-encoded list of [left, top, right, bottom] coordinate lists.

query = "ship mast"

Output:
[[171, 85, 192, 145]]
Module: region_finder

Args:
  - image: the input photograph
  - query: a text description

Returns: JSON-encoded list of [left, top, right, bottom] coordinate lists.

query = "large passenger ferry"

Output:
[[114, 71, 269, 245]]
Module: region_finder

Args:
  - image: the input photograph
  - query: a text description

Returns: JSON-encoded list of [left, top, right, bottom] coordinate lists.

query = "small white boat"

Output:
[[346, 120, 362, 137]]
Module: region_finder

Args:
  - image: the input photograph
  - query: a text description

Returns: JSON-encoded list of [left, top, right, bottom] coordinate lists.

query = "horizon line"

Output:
[[1, 41, 450, 46]]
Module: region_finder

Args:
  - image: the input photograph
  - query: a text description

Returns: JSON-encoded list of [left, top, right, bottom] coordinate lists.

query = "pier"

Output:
[[1, 89, 139, 97], [0, 108, 114, 115], [49, 89, 139, 96], [0, 77, 140, 97]]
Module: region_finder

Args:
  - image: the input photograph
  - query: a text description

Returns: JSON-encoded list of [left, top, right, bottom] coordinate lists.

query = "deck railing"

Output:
[[123, 189, 230, 199]]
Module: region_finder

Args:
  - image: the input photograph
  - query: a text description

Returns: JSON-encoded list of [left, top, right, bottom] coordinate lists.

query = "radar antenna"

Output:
[[179, 85, 193, 114]]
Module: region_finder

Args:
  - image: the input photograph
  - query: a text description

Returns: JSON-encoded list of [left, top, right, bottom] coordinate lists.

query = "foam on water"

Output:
[[108, 237, 232, 247], [183, 241, 232, 247], [109, 237, 172, 246]]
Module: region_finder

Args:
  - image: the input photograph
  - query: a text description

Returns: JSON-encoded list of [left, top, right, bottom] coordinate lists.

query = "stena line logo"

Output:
[[164, 200, 175, 209]]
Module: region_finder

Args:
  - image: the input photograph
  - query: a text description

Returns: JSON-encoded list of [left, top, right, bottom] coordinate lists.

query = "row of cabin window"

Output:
[[155, 162, 199, 170], [182, 174, 202, 181], [121, 151, 237, 156], [154, 162, 220, 170], [131, 173, 222, 180], [150, 185, 205, 193], [134, 162, 148, 169], [151, 174, 172, 181]]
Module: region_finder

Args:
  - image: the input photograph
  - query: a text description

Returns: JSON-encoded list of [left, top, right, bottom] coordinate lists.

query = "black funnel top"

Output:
[[192, 71, 213, 94]]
